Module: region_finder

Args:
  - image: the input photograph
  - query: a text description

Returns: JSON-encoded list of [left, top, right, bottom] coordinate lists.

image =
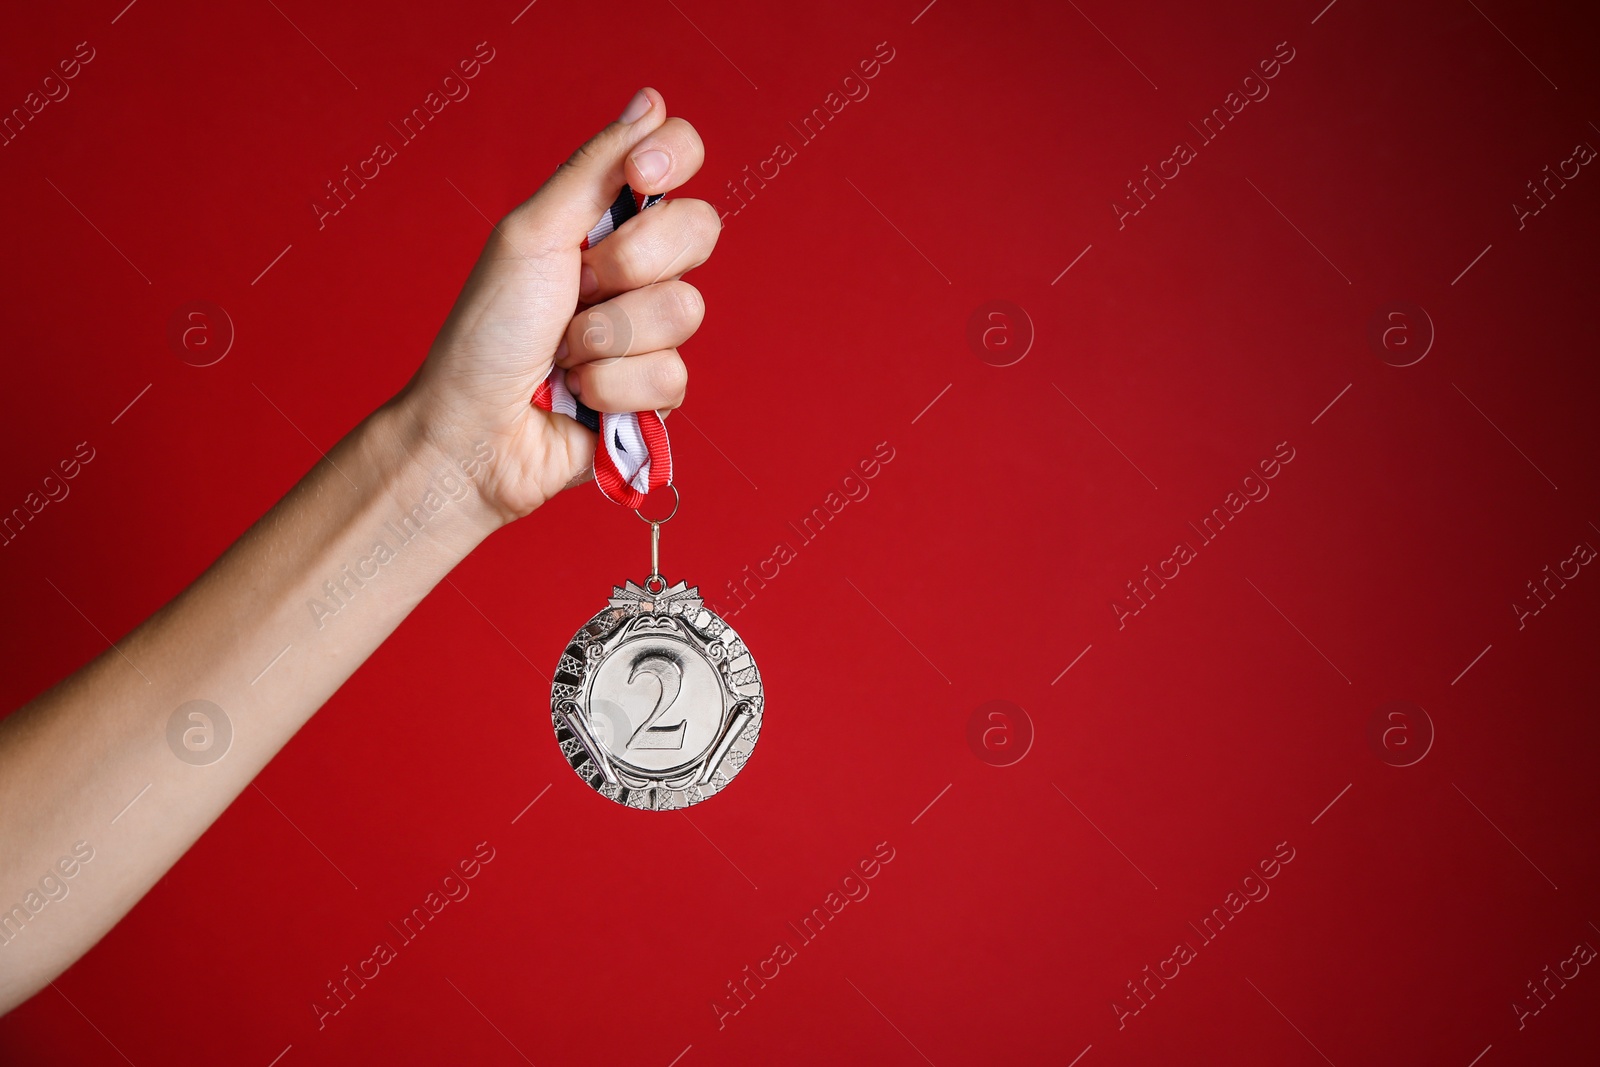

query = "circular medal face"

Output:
[[551, 579, 762, 810]]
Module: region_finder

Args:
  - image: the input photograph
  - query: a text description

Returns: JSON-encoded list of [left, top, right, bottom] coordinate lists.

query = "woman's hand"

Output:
[[403, 87, 722, 523], [0, 89, 721, 1014]]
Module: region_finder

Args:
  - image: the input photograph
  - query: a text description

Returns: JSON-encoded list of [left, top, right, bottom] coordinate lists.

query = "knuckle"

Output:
[[564, 136, 606, 170], [678, 200, 721, 256], [610, 236, 646, 285], [650, 353, 688, 401], [667, 281, 704, 329]]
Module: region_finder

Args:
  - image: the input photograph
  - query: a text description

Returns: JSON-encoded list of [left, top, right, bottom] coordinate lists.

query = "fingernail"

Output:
[[578, 265, 599, 301], [631, 149, 669, 186], [618, 89, 651, 124], [554, 338, 569, 365]]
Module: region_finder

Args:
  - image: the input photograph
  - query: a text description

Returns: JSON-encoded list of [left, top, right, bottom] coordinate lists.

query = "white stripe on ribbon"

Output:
[[585, 211, 618, 247], [547, 371, 579, 419], [602, 411, 652, 492]]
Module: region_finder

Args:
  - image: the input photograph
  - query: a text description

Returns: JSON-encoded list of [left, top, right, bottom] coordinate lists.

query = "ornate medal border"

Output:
[[551, 579, 763, 810]]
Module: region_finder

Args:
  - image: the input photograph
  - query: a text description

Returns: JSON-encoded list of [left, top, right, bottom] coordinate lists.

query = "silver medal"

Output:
[[550, 488, 763, 809]]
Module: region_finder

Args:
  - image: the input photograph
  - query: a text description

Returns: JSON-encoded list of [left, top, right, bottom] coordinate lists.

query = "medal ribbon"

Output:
[[531, 185, 672, 509]]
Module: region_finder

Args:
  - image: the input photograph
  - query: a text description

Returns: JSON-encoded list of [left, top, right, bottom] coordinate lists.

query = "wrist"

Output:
[[372, 387, 510, 549]]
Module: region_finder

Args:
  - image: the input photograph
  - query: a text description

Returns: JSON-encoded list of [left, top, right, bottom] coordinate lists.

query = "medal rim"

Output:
[[550, 578, 762, 810]]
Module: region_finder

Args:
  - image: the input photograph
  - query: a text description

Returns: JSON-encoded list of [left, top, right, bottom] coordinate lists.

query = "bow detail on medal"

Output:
[[608, 578, 702, 615], [531, 185, 674, 509]]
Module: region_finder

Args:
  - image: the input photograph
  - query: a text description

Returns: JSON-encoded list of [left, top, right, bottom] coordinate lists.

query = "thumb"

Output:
[[508, 88, 667, 250]]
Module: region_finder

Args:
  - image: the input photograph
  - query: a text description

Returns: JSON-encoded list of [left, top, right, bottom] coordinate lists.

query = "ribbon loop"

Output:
[[531, 185, 671, 508]]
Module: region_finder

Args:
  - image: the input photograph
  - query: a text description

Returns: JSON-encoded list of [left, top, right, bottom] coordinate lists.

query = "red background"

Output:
[[4, 0, 1600, 1064]]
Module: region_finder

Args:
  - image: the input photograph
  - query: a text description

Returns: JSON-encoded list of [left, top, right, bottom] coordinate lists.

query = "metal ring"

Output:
[[633, 482, 680, 525], [643, 574, 667, 594]]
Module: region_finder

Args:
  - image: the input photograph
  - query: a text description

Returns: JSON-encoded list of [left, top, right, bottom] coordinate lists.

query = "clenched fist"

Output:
[[405, 87, 720, 523]]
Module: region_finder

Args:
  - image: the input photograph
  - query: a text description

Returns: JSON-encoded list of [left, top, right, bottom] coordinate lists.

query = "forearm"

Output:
[[0, 389, 501, 1009], [0, 84, 709, 1014]]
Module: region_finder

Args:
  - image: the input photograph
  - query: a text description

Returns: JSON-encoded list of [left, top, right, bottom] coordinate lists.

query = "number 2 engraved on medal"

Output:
[[626, 653, 686, 750]]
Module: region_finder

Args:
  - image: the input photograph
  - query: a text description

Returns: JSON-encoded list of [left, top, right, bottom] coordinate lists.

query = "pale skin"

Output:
[[0, 88, 718, 1014]]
